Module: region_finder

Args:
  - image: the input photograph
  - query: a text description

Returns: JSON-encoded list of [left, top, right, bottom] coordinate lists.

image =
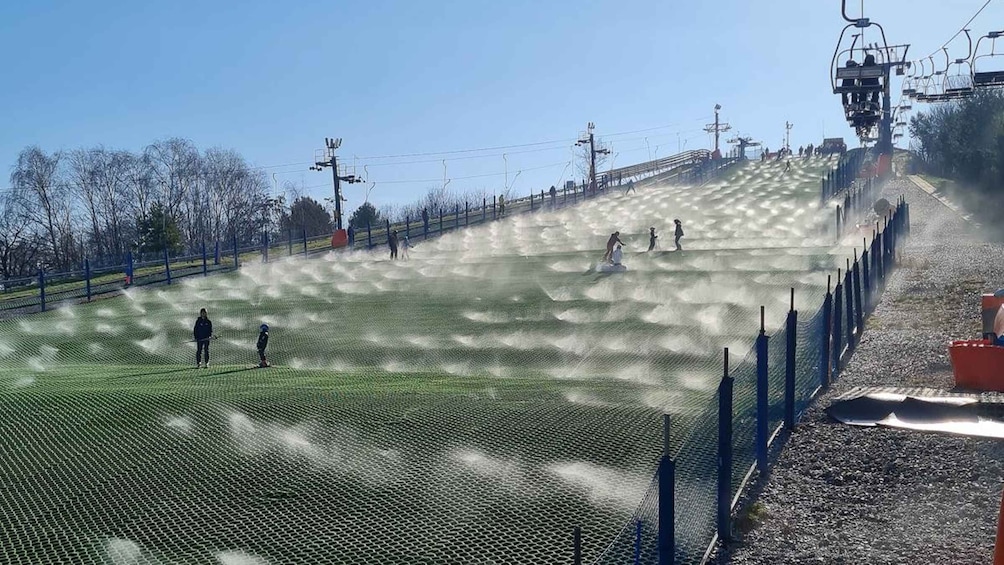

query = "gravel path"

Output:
[[712, 177, 1004, 565]]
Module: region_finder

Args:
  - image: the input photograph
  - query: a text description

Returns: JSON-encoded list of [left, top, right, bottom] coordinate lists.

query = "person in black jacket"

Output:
[[193, 308, 213, 368], [388, 230, 399, 260], [257, 323, 270, 368], [674, 219, 685, 251]]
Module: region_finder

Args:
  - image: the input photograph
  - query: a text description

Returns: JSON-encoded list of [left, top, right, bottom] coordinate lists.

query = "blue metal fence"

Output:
[[591, 197, 909, 565]]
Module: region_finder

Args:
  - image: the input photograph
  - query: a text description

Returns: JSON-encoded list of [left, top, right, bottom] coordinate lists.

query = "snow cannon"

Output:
[[949, 290, 1004, 391]]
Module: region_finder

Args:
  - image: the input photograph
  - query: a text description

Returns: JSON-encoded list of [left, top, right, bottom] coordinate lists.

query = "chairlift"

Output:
[[973, 31, 1004, 88], [943, 33, 975, 99], [831, 1, 908, 140], [901, 63, 919, 97]]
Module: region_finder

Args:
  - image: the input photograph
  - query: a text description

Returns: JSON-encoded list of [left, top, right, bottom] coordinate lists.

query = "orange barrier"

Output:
[[949, 339, 1004, 391], [331, 229, 348, 249]]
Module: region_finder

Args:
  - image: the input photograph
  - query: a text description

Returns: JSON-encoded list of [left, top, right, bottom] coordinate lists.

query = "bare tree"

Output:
[[10, 146, 72, 269], [0, 190, 39, 281]]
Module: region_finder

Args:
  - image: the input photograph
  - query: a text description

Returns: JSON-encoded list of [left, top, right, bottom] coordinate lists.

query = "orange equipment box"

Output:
[[331, 229, 348, 249], [949, 339, 1004, 391]]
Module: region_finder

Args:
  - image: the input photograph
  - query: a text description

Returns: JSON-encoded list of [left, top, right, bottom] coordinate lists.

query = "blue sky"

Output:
[[1, 0, 1001, 214]]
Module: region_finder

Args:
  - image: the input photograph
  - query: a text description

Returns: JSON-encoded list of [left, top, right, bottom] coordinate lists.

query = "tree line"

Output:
[[2, 138, 334, 280], [909, 89, 1004, 192], [3, 135, 586, 280]]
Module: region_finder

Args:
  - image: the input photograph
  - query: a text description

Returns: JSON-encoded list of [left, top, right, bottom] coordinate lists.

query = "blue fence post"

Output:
[[835, 205, 842, 239], [406, 216, 411, 239], [288, 229, 293, 256], [233, 234, 239, 269], [38, 268, 45, 312], [493, 196, 497, 220], [164, 248, 172, 285], [303, 228, 308, 255], [423, 209, 430, 238], [785, 289, 797, 430], [861, 239, 871, 311], [633, 519, 643, 565], [455, 204, 460, 230], [202, 241, 208, 277], [832, 271, 844, 380], [844, 259, 854, 351], [756, 306, 769, 474], [439, 207, 444, 233], [262, 232, 269, 264], [85, 258, 92, 302], [853, 252, 863, 338], [465, 202, 469, 226], [482, 198, 487, 222], [126, 251, 134, 286], [717, 347, 734, 543], [530, 192, 534, 211], [385, 219, 392, 245], [573, 526, 582, 565], [214, 241, 220, 266], [658, 414, 674, 565], [819, 276, 835, 387], [367, 222, 373, 248]]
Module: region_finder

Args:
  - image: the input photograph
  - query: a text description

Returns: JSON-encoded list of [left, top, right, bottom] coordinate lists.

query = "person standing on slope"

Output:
[[603, 231, 625, 262], [194, 308, 214, 368], [388, 230, 399, 260], [673, 219, 685, 251], [257, 324, 270, 368], [648, 227, 658, 251]]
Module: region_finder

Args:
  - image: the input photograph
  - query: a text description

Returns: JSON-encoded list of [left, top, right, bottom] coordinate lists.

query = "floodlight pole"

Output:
[[577, 122, 609, 196], [312, 137, 364, 231], [705, 104, 731, 154]]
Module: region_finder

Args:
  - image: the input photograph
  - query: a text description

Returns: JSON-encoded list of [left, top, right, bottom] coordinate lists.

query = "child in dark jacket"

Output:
[[257, 324, 270, 368]]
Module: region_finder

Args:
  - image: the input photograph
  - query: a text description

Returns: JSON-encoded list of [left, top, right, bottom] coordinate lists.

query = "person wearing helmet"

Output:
[[257, 324, 270, 368]]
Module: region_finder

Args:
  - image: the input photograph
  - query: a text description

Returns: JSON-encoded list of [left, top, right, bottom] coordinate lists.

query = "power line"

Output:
[[921, 0, 994, 62]]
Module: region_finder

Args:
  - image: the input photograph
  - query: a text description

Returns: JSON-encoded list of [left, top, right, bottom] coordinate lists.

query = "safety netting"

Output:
[[0, 155, 855, 564]]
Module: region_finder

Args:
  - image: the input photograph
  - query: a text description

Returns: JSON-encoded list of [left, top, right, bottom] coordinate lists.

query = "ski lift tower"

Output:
[[727, 135, 761, 160]]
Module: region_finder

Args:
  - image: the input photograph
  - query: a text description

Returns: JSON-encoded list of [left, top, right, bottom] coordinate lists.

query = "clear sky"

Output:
[[1, 0, 1001, 215]]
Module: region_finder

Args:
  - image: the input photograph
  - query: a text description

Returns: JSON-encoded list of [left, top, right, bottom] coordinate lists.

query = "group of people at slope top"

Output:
[[192, 308, 270, 369], [602, 220, 684, 265]]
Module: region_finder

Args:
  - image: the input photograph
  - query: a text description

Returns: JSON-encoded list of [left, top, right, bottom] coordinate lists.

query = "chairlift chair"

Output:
[[943, 36, 975, 99], [973, 31, 1004, 88], [831, 3, 908, 141]]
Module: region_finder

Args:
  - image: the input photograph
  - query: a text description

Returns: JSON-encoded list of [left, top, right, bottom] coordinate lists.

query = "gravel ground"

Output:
[[711, 177, 1004, 565]]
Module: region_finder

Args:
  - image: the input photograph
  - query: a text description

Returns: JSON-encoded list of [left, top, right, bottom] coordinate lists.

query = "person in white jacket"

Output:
[[610, 244, 624, 266]]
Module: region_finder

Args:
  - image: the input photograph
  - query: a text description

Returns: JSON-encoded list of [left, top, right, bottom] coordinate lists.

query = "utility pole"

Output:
[[785, 121, 793, 151], [704, 104, 732, 154], [310, 137, 363, 231], [577, 122, 610, 195]]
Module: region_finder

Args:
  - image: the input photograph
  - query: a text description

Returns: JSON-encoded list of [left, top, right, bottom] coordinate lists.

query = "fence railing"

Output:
[[350, 155, 737, 252], [584, 195, 909, 565], [0, 152, 740, 316]]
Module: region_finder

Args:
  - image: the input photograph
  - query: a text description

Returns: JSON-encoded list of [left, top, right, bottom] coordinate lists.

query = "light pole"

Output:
[[309, 137, 363, 231], [576, 122, 609, 195], [503, 153, 508, 191]]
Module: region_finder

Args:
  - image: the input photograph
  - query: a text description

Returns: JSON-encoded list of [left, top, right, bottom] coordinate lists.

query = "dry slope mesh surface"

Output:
[[0, 157, 849, 564]]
